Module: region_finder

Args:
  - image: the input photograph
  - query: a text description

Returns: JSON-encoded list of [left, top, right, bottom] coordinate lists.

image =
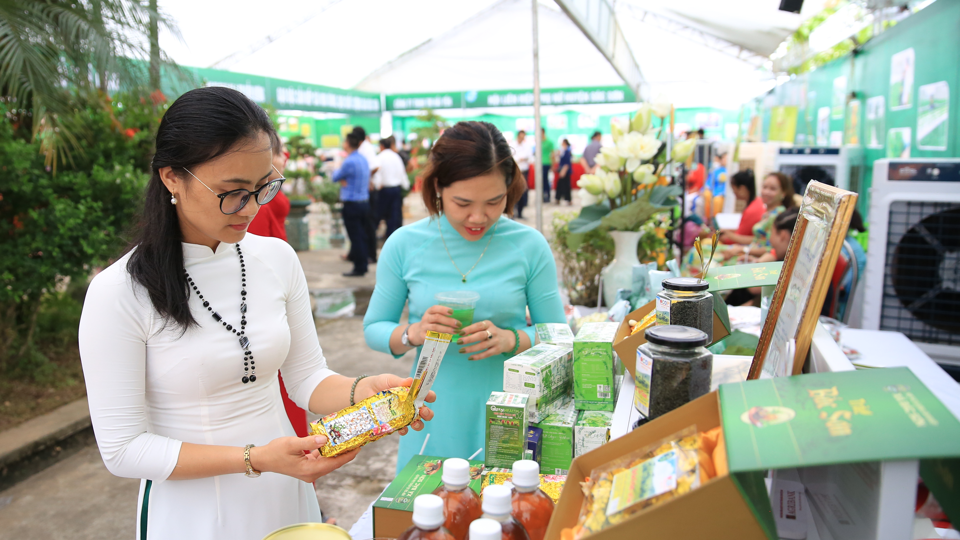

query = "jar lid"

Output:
[[662, 277, 710, 292], [644, 325, 709, 348]]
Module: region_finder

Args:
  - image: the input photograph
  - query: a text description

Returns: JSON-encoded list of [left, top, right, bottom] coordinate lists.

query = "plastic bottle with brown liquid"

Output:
[[510, 460, 555, 540], [397, 494, 457, 540], [432, 458, 482, 540], [468, 518, 502, 540], [465, 485, 530, 540]]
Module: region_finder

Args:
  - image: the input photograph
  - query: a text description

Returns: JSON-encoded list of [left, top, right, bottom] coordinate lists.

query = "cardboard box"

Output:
[[573, 322, 621, 411], [526, 426, 543, 463], [536, 323, 576, 348], [373, 455, 485, 539], [485, 392, 530, 469], [546, 367, 960, 540], [534, 401, 577, 475], [504, 343, 574, 422], [614, 296, 731, 380], [574, 410, 613, 457]]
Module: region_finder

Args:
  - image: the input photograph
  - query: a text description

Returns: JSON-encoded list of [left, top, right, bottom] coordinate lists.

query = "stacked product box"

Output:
[[533, 400, 578, 475], [503, 343, 574, 422], [525, 426, 543, 463], [574, 410, 614, 457], [573, 322, 621, 412], [484, 392, 531, 469], [535, 323, 575, 349]]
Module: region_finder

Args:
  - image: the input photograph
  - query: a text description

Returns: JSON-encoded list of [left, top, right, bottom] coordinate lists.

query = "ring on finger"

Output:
[[486, 330, 493, 340]]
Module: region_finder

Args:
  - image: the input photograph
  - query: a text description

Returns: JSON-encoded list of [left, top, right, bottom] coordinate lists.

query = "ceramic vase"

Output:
[[601, 230, 643, 308]]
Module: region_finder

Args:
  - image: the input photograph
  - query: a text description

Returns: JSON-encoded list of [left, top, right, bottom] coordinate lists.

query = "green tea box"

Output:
[[535, 323, 575, 348], [533, 401, 577, 475], [485, 392, 530, 469], [525, 426, 543, 463], [373, 454, 485, 538], [573, 322, 620, 411], [503, 343, 573, 422], [574, 410, 613, 457]]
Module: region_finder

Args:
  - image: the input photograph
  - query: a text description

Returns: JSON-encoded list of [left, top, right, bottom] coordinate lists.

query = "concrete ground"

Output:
[[0, 190, 579, 538]]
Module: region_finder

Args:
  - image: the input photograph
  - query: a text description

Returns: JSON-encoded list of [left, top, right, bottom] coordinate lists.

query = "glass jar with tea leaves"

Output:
[[655, 277, 714, 343], [634, 325, 713, 420]]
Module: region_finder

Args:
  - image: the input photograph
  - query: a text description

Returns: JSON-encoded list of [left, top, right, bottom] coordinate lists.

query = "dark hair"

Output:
[[126, 87, 276, 331], [351, 126, 367, 139], [268, 129, 283, 156], [765, 172, 796, 209], [517, 130, 526, 136], [697, 128, 705, 137], [730, 169, 756, 203], [591, 131, 601, 139], [849, 209, 865, 233], [562, 138, 570, 146], [346, 132, 362, 150], [773, 207, 800, 232], [421, 121, 525, 216], [379, 137, 392, 150]]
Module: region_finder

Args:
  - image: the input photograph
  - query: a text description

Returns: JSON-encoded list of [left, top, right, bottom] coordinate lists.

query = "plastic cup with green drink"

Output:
[[434, 291, 480, 336]]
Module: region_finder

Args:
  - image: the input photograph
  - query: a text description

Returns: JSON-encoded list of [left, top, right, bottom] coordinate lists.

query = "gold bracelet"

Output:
[[244, 444, 261, 478]]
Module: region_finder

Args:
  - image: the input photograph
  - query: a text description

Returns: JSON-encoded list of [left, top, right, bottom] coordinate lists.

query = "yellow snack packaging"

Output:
[[480, 468, 567, 504], [310, 331, 452, 457]]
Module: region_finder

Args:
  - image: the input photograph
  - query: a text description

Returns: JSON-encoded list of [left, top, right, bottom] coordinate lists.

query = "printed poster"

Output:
[[887, 127, 912, 158], [865, 96, 885, 149], [844, 100, 861, 145], [890, 48, 915, 111], [769, 106, 798, 143], [816, 107, 830, 146], [916, 81, 949, 150], [829, 131, 843, 147], [832, 76, 847, 119]]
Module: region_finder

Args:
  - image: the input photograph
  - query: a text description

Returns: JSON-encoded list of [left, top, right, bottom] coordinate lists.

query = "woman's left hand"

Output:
[[355, 374, 436, 435], [457, 320, 515, 361]]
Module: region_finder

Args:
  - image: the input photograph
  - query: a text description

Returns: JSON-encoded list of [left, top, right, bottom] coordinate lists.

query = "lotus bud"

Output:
[[631, 104, 652, 134], [603, 172, 622, 198], [580, 174, 604, 196], [671, 138, 697, 163], [611, 122, 624, 143], [633, 163, 656, 184]]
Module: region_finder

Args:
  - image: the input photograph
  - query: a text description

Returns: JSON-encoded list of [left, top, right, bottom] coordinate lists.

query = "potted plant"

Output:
[[569, 97, 697, 306]]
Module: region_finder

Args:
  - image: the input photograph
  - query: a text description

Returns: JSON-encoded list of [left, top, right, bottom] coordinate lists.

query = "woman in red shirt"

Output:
[[720, 169, 764, 244]]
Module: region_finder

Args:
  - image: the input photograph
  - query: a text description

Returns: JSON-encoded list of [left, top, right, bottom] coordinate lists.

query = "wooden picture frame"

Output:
[[748, 181, 858, 379]]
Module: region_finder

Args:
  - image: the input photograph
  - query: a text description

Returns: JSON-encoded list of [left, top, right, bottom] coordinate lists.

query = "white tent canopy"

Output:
[[158, 0, 827, 109]]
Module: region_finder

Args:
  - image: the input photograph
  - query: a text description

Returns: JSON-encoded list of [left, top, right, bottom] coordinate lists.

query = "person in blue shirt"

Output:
[[333, 131, 371, 277], [362, 121, 567, 471], [555, 138, 573, 205], [705, 150, 728, 217]]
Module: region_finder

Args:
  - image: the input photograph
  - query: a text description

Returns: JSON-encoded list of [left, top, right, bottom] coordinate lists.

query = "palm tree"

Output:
[[0, 0, 181, 169]]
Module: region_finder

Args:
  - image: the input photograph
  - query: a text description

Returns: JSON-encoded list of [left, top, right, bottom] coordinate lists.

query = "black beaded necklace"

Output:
[[184, 243, 256, 384]]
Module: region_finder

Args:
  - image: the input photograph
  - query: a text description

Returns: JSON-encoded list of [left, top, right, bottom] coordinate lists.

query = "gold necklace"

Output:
[[438, 218, 500, 283]]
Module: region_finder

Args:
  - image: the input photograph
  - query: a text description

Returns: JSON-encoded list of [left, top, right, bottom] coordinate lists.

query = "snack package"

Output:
[[310, 331, 452, 457], [574, 427, 702, 539], [480, 468, 567, 504]]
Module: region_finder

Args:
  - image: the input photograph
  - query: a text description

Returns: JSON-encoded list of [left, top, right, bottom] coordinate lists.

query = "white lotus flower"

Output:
[[578, 189, 602, 206], [611, 122, 624, 143], [599, 146, 623, 170], [650, 94, 672, 119], [602, 170, 621, 198], [631, 104, 652, 134], [616, 132, 661, 172], [579, 174, 605, 196], [633, 163, 656, 185]]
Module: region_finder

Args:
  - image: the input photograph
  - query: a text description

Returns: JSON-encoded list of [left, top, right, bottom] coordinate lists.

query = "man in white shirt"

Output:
[[510, 130, 533, 219], [374, 136, 410, 239]]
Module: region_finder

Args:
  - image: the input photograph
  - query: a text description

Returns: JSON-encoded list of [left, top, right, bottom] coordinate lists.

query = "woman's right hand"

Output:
[[249, 435, 359, 483], [407, 305, 462, 346]]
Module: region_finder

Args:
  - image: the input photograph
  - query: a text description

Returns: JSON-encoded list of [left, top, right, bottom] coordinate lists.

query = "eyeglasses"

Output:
[[183, 165, 286, 215]]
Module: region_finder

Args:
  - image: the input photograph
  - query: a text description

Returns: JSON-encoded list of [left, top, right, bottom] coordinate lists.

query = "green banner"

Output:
[[385, 92, 463, 111], [384, 86, 635, 111], [182, 67, 381, 115]]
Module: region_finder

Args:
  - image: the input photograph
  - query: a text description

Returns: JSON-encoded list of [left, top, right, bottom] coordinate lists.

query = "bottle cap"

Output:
[[442, 458, 471, 487], [469, 518, 502, 540], [412, 494, 446, 530], [662, 276, 709, 292], [482, 485, 513, 516], [644, 325, 709, 348], [512, 460, 541, 489]]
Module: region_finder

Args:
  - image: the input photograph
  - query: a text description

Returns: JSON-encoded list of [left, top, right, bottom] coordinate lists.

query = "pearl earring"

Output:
[[170, 194, 177, 205]]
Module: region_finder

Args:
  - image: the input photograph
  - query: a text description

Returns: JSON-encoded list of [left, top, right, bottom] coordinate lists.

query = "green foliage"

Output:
[[0, 97, 151, 375], [313, 181, 341, 209], [553, 212, 614, 306], [412, 109, 449, 149], [286, 134, 317, 160]]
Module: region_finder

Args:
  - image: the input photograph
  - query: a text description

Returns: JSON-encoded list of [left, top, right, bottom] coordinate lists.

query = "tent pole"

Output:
[[532, 0, 544, 233]]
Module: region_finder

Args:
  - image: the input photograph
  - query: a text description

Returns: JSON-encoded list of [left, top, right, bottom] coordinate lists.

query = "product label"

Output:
[[634, 350, 653, 416], [409, 331, 453, 409], [575, 410, 613, 457], [606, 449, 678, 516], [655, 297, 671, 325], [485, 392, 530, 469]]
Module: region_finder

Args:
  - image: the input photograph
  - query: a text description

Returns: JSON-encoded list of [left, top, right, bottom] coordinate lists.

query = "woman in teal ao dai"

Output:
[[363, 122, 566, 471]]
